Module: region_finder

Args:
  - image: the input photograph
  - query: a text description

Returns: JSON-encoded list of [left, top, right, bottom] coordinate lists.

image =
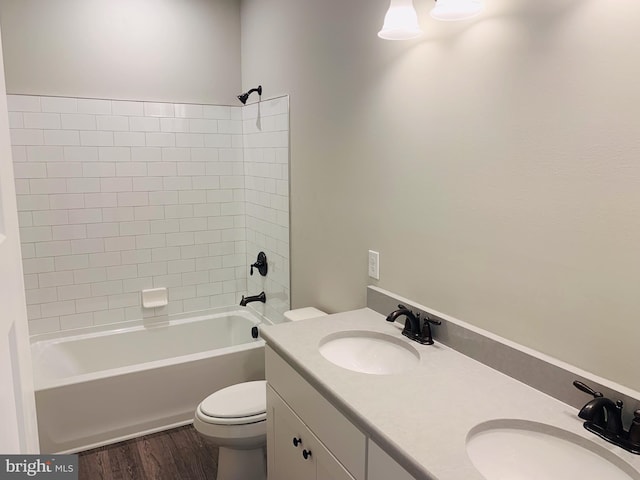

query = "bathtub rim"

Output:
[[31, 306, 269, 392]]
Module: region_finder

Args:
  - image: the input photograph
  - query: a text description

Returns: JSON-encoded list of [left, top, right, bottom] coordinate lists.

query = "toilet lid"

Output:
[[200, 380, 266, 418]]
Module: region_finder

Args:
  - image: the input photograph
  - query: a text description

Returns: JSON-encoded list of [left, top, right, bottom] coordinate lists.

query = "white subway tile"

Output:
[[47, 162, 83, 178], [161, 118, 189, 133], [161, 148, 190, 161], [219, 148, 243, 163], [12, 145, 27, 162], [8, 95, 41, 112], [149, 191, 178, 206], [193, 203, 221, 217], [18, 212, 33, 227], [68, 209, 102, 224], [116, 162, 147, 177], [15, 179, 30, 194], [44, 130, 80, 146], [26, 304, 41, 319], [180, 244, 208, 259], [135, 234, 166, 249], [189, 119, 218, 134], [20, 226, 52, 243], [11, 129, 44, 146], [120, 249, 151, 264], [130, 116, 160, 132], [33, 210, 69, 226], [55, 254, 89, 271], [73, 267, 107, 284], [106, 266, 137, 281], [168, 259, 195, 274], [81, 131, 114, 146], [41, 300, 76, 317], [104, 236, 136, 252], [100, 177, 132, 192], [138, 262, 167, 277], [112, 100, 144, 116], [146, 133, 175, 147], [23, 257, 55, 275], [71, 238, 104, 254], [97, 115, 129, 131], [61, 114, 96, 130], [178, 191, 207, 205], [204, 134, 232, 148], [218, 119, 243, 134], [220, 176, 245, 189], [174, 104, 203, 118], [151, 247, 181, 262], [169, 286, 196, 300], [150, 219, 180, 234], [184, 297, 210, 311], [41, 97, 77, 113], [64, 146, 99, 162], [132, 206, 164, 221], [21, 244, 36, 260], [221, 202, 244, 216], [77, 98, 111, 115], [131, 147, 161, 161], [58, 285, 92, 301], [177, 162, 206, 176], [163, 177, 192, 191], [179, 218, 207, 232], [114, 132, 145, 146], [28, 317, 61, 335], [117, 192, 149, 206], [102, 207, 134, 222], [120, 221, 151, 236], [76, 296, 109, 313], [84, 192, 117, 208], [39, 270, 74, 287], [203, 105, 230, 120], [206, 162, 234, 176], [123, 277, 153, 293], [24, 112, 61, 129], [52, 224, 87, 240], [176, 133, 205, 148], [67, 178, 101, 193], [197, 283, 223, 296], [166, 232, 194, 246], [193, 176, 221, 190], [132, 177, 163, 192], [14, 162, 47, 179], [60, 313, 93, 330], [181, 271, 209, 286], [108, 293, 139, 309], [83, 162, 116, 177], [89, 252, 122, 268], [206, 190, 234, 203], [25, 286, 58, 305], [144, 102, 174, 117], [87, 223, 120, 238], [164, 205, 193, 219], [98, 147, 131, 162], [147, 162, 176, 177], [9, 112, 24, 128]]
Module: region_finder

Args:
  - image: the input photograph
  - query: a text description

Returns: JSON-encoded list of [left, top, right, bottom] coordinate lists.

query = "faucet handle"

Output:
[[573, 380, 603, 398]]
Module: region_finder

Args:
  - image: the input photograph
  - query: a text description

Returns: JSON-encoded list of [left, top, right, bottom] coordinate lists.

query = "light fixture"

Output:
[[430, 0, 484, 21], [378, 0, 423, 41]]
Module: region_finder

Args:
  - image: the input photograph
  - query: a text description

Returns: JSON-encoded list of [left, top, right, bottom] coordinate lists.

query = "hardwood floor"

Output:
[[78, 425, 219, 480]]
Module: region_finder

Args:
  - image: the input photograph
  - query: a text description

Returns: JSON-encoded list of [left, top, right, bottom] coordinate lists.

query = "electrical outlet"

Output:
[[368, 250, 380, 280]]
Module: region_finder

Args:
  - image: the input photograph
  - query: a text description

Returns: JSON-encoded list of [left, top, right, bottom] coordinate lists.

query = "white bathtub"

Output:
[[31, 309, 266, 453]]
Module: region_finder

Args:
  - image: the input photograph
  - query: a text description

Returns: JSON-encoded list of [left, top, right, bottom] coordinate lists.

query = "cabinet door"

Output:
[[267, 385, 355, 480]]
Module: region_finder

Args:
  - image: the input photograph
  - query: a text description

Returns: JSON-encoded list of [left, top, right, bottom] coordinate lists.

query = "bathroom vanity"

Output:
[[261, 304, 640, 480]]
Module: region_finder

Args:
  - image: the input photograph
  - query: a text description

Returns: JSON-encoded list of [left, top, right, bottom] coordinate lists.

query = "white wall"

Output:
[[241, 0, 640, 392], [0, 0, 241, 104]]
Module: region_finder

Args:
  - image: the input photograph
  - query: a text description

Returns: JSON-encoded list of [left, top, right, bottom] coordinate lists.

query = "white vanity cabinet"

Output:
[[266, 346, 416, 480]]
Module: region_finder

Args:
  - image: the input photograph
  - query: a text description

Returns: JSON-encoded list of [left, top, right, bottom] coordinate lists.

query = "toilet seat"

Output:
[[197, 380, 267, 426]]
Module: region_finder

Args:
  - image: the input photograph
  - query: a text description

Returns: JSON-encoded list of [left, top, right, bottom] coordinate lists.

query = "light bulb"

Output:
[[378, 0, 423, 40]]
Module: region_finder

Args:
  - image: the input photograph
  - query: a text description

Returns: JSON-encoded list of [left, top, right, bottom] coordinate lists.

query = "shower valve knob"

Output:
[[250, 251, 268, 276]]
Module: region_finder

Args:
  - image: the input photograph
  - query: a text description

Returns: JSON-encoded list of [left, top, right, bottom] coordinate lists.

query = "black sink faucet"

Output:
[[385, 304, 440, 345], [573, 380, 640, 455], [240, 291, 266, 306]]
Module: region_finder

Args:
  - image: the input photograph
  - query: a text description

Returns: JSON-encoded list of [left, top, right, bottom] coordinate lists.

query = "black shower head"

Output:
[[237, 85, 262, 105]]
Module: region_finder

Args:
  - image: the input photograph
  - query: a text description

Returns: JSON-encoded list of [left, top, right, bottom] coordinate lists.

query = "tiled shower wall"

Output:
[[8, 94, 289, 335], [243, 98, 289, 322]]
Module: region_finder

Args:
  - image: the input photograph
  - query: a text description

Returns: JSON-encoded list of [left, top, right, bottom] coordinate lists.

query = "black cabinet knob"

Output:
[[292, 437, 301, 447], [302, 449, 312, 460]]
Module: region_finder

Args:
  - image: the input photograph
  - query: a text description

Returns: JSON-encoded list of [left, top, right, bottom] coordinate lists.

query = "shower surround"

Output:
[[8, 94, 289, 335]]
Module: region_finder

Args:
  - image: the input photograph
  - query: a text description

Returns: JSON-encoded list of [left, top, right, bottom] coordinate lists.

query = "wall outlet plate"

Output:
[[368, 250, 380, 280]]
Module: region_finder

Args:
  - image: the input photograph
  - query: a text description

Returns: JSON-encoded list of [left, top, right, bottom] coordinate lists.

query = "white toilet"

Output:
[[193, 307, 327, 480]]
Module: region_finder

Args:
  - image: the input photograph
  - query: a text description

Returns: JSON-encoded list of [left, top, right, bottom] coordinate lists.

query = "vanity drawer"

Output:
[[266, 346, 366, 480]]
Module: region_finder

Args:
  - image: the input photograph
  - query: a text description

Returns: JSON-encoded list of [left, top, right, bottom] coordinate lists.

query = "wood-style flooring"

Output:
[[78, 425, 218, 480]]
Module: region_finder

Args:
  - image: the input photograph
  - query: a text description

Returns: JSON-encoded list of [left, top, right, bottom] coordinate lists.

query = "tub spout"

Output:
[[240, 291, 266, 306]]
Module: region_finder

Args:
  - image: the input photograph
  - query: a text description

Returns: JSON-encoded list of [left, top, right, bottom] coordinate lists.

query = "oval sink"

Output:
[[318, 330, 420, 375], [466, 419, 640, 480]]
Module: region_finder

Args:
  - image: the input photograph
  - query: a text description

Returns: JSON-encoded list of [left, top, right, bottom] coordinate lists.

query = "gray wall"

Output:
[[0, 0, 241, 104], [241, 0, 640, 392]]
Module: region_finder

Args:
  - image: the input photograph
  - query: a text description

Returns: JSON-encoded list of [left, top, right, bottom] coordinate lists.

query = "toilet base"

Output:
[[217, 446, 266, 480]]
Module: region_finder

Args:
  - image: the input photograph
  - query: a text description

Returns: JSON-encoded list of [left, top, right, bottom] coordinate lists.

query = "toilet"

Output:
[[193, 307, 327, 480]]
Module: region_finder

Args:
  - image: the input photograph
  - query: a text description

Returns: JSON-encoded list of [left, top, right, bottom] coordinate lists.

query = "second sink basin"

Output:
[[466, 419, 640, 480], [319, 330, 420, 375]]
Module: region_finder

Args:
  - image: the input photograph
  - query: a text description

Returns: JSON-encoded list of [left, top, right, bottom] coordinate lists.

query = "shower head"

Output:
[[237, 85, 262, 104]]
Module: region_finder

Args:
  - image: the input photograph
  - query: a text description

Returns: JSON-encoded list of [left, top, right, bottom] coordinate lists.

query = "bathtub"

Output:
[[31, 309, 266, 454]]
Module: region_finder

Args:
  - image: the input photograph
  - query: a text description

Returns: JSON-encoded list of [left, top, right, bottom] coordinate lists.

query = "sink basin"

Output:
[[466, 419, 640, 480], [318, 330, 420, 375]]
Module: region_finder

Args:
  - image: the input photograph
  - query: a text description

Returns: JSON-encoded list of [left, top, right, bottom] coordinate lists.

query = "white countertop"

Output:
[[261, 308, 640, 480]]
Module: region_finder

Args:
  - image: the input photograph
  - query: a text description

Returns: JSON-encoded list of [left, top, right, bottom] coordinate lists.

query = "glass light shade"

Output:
[[430, 0, 484, 21], [378, 0, 423, 40]]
